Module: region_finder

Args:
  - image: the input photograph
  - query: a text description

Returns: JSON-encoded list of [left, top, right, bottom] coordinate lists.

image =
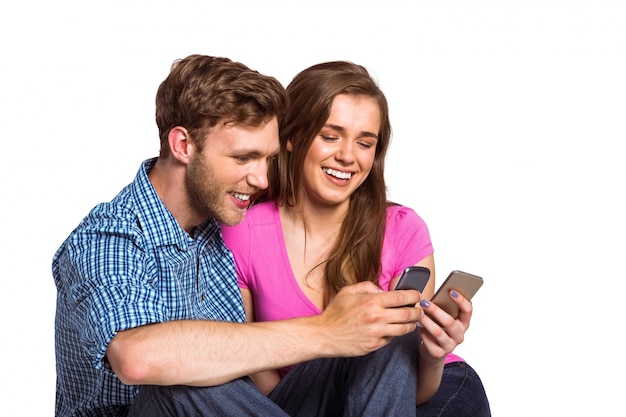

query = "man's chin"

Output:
[[218, 210, 247, 227]]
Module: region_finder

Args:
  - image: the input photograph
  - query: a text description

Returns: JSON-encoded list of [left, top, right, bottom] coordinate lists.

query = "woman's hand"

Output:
[[416, 290, 472, 360]]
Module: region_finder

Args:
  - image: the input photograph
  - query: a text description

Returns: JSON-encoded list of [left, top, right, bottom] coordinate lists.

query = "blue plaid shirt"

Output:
[[52, 158, 245, 417]]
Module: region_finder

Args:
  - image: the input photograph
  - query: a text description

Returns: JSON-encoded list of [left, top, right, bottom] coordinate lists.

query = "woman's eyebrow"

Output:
[[324, 123, 378, 139]]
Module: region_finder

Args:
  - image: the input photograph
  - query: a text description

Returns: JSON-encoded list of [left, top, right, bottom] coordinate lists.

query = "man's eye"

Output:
[[235, 156, 250, 163]]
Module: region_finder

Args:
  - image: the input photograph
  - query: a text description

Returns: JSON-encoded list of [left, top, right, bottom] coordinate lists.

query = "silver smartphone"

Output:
[[430, 270, 483, 319]]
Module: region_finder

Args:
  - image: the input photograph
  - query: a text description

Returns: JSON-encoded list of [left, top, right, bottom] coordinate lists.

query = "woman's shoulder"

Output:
[[245, 200, 280, 223], [221, 200, 279, 245], [386, 203, 424, 224], [227, 200, 280, 229]]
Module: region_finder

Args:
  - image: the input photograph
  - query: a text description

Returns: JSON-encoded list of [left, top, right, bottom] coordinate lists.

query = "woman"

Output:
[[222, 61, 490, 415]]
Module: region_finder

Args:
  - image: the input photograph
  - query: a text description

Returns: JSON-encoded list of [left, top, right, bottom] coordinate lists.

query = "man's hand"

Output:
[[312, 281, 424, 357]]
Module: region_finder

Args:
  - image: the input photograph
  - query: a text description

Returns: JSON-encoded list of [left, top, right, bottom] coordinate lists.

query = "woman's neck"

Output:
[[279, 201, 346, 309]]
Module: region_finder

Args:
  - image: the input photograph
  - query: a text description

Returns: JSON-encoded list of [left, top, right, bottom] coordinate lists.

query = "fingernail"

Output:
[[451, 290, 458, 298], [420, 299, 430, 308]]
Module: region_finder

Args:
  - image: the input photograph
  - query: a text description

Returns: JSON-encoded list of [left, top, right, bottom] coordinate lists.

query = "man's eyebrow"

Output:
[[324, 123, 379, 139], [231, 148, 277, 158]]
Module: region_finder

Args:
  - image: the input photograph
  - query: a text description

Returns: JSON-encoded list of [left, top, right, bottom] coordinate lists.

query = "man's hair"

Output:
[[155, 54, 287, 156]]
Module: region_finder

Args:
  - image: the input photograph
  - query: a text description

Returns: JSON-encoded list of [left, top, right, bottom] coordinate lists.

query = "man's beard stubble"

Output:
[[186, 155, 244, 227]]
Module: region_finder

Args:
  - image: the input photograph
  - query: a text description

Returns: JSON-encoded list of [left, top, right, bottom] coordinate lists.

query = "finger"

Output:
[[385, 288, 422, 309], [416, 308, 449, 339], [418, 299, 467, 345], [452, 291, 473, 325], [417, 327, 453, 359], [416, 311, 462, 355], [419, 299, 455, 329]]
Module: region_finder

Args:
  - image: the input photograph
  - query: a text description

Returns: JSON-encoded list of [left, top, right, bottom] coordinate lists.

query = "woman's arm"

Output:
[[241, 288, 282, 395], [416, 288, 474, 404], [389, 254, 473, 405]]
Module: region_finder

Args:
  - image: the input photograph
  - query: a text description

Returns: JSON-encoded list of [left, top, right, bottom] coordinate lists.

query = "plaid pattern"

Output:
[[52, 158, 245, 417]]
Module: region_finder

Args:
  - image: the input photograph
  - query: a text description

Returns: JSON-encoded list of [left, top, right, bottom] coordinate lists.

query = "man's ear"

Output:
[[168, 126, 191, 163]]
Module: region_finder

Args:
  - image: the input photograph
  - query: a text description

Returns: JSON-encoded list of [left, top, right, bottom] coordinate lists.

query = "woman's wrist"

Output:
[[418, 342, 448, 365]]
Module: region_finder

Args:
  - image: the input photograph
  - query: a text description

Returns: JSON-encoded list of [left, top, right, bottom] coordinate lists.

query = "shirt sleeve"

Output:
[[379, 205, 434, 291], [55, 213, 166, 372], [221, 219, 252, 290]]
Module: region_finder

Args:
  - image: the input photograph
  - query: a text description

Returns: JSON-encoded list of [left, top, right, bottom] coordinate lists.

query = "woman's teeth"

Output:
[[323, 168, 352, 180]]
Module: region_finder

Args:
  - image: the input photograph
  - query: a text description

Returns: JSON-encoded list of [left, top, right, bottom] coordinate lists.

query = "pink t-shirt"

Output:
[[221, 201, 463, 371]]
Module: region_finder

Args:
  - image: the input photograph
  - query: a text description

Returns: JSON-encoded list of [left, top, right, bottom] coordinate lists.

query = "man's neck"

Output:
[[149, 157, 203, 235]]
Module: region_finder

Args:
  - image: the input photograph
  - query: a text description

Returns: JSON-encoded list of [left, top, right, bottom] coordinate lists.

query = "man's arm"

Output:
[[107, 281, 423, 386]]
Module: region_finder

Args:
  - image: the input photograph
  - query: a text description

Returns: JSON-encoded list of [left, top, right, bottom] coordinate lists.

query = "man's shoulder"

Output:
[[59, 158, 174, 247]]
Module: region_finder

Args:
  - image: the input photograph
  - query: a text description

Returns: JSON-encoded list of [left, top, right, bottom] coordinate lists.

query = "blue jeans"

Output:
[[416, 361, 491, 417], [128, 330, 420, 416], [127, 331, 490, 416]]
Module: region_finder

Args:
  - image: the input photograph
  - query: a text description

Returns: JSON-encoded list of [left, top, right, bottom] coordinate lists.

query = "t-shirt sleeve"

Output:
[[379, 205, 434, 290], [221, 221, 252, 290]]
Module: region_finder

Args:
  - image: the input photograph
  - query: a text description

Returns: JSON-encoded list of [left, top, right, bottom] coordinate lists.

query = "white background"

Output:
[[1, 1, 624, 415]]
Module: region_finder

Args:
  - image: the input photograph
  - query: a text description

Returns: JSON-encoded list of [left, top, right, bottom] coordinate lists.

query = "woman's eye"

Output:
[[321, 135, 339, 142], [357, 141, 374, 149]]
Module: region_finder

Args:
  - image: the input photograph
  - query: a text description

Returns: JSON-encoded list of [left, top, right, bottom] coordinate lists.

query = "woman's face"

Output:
[[296, 93, 380, 208]]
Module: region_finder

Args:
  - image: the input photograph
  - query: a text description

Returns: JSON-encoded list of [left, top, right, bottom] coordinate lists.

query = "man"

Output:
[[53, 54, 424, 417]]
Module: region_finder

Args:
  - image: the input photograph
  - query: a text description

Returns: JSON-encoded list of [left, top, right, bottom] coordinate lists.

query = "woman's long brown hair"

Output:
[[256, 61, 392, 292]]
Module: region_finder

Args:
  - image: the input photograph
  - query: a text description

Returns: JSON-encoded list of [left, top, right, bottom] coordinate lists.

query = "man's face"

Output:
[[186, 117, 279, 226]]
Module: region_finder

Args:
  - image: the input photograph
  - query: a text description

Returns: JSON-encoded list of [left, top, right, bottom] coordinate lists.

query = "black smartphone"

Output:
[[430, 270, 483, 319], [392, 266, 430, 307]]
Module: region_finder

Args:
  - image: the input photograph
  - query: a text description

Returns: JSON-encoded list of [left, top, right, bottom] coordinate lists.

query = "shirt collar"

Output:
[[132, 158, 193, 249]]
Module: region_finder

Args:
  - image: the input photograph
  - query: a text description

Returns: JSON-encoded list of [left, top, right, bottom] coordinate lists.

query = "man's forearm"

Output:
[[106, 317, 329, 386]]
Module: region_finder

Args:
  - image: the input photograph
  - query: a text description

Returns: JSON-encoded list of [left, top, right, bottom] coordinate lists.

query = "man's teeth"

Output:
[[323, 168, 352, 180], [232, 192, 251, 201]]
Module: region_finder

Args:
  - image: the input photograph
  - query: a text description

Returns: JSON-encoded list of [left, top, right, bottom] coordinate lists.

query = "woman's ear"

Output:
[[168, 126, 191, 163], [286, 139, 293, 152]]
